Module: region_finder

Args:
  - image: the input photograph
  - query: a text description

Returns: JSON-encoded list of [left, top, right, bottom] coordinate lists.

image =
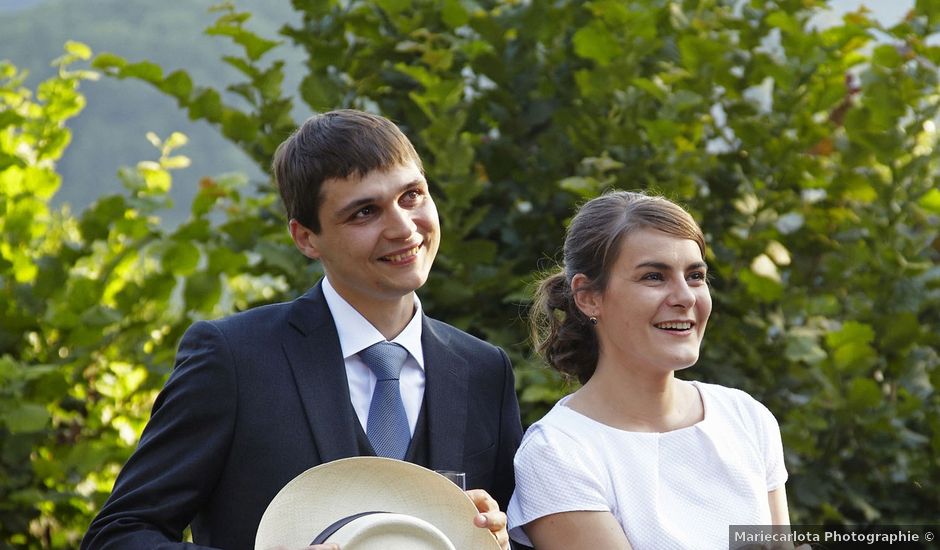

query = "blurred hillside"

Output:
[[0, 0, 304, 225], [0, 1, 913, 227]]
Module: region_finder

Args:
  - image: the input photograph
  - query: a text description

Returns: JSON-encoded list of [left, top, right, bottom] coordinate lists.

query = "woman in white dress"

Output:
[[507, 191, 793, 549]]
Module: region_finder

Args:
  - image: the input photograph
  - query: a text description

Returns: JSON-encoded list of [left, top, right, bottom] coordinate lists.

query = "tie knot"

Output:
[[359, 341, 408, 380]]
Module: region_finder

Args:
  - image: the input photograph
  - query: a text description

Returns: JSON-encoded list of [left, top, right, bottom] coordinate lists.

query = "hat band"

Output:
[[310, 510, 389, 545]]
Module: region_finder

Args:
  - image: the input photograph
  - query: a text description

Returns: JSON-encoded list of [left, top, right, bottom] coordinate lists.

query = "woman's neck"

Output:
[[567, 363, 702, 433]]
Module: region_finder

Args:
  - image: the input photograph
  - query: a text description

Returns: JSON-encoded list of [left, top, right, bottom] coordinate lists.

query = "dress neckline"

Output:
[[557, 380, 709, 436]]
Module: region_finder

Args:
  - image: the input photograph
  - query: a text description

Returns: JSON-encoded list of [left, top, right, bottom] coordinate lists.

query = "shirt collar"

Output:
[[321, 276, 425, 369]]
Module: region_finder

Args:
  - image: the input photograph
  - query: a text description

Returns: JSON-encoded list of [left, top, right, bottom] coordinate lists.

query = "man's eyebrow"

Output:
[[333, 178, 427, 219], [334, 197, 375, 219]]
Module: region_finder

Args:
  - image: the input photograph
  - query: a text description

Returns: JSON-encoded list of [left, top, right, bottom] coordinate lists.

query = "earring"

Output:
[[589, 316, 597, 325]]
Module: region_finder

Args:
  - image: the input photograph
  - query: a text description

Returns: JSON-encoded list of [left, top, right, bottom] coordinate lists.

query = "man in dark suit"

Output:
[[81, 110, 523, 550]]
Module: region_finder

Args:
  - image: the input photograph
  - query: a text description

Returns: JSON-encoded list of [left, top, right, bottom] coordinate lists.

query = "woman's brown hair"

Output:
[[531, 191, 705, 384]]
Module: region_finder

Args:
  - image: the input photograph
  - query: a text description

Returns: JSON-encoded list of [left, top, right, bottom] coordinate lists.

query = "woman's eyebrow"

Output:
[[633, 261, 708, 270]]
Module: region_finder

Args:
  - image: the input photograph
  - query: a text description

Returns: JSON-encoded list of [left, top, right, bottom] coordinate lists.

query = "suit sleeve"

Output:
[[81, 321, 236, 550], [491, 347, 524, 511]]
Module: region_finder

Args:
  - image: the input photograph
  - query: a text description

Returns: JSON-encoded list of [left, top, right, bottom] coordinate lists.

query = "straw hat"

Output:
[[254, 456, 501, 550]]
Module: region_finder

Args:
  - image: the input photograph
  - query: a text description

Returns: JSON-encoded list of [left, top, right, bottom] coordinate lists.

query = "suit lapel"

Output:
[[422, 317, 468, 471], [282, 283, 360, 462]]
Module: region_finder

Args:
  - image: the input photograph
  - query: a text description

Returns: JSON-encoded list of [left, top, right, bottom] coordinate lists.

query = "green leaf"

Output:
[[847, 378, 882, 409], [22, 165, 60, 201], [300, 73, 343, 110], [916, 0, 940, 27], [838, 172, 878, 203], [766, 10, 802, 36], [572, 23, 619, 66], [785, 329, 828, 365], [255, 240, 300, 274], [64, 40, 92, 60], [221, 110, 258, 142], [79, 195, 127, 241], [161, 241, 201, 275], [161, 155, 191, 170], [559, 176, 604, 198], [827, 322, 877, 371], [236, 33, 280, 62], [161, 70, 194, 100], [641, 119, 680, 144], [184, 271, 222, 313], [632, 77, 667, 100], [1, 403, 50, 433], [121, 60, 164, 83], [918, 188, 940, 213], [138, 161, 172, 194], [375, 0, 410, 16], [826, 321, 875, 349], [91, 52, 128, 71], [739, 268, 784, 302], [207, 246, 247, 275], [520, 384, 566, 404], [189, 89, 224, 121], [880, 312, 921, 351], [454, 239, 498, 265], [206, 15, 280, 61], [79, 305, 123, 327], [442, 0, 470, 28], [872, 44, 903, 68], [257, 65, 285, 101], [678, 35, 725, 73]]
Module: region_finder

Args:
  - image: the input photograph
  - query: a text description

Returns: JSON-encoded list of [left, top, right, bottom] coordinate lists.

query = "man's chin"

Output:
[[381, 274, 430, 297]]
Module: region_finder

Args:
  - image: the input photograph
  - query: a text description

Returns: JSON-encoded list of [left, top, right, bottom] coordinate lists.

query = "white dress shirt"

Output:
[[321, 276, 426, 436]]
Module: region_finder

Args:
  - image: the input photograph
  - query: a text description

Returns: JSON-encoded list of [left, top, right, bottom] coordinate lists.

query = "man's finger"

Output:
[[466, 488, 499, 513]]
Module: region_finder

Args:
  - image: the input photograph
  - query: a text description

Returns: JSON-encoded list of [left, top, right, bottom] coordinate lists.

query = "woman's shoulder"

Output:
[[518, 397, 613, 452], [522, 398, 585, 439], [693, 380, 780, 432], [694, 380, 767, 408]]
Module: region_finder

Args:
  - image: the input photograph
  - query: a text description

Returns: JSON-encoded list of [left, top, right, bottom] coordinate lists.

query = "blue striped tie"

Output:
[[359, 341, 411, 460]]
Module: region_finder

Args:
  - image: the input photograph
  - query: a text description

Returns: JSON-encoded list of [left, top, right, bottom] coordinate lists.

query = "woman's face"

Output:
[[584, 227, 712, 375]]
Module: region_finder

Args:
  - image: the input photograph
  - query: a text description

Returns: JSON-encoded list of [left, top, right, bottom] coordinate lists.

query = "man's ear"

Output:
[[288, 219, 321, 260], [571, 273, 601, 319]]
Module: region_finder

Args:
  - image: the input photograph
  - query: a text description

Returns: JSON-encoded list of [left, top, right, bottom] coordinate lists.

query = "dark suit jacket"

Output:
[[81, 283, 523, 550]]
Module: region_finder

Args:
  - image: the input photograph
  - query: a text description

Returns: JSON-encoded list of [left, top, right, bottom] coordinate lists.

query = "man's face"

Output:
[[290, 160, 440, 312]]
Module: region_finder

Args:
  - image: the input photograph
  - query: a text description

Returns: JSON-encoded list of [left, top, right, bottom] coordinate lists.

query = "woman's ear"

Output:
[[571, 273, 601, 319], [288, 219, 321, 260]]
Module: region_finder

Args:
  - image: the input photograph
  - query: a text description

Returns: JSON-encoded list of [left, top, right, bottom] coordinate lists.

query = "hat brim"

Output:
[[323, 512, 456, 550], [254, 456, 500, 550]]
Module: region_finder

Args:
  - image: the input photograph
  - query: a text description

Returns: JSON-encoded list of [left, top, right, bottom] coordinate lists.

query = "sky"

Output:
[[0, 0, 920, 20], [822, 0, 914, 25]]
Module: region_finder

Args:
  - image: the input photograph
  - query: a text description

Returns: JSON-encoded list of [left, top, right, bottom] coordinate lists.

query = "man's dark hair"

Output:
[[272, 109, 423, 233]]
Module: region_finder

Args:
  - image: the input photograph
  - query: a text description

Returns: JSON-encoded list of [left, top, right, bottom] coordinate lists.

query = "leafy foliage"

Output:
[[0, 0, 301, 225], [0, 43, 298, 547], [2, 0, 939, 546]]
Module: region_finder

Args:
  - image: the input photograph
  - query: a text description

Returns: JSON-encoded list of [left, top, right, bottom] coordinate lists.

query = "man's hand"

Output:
[[466, 489, 510, 550]]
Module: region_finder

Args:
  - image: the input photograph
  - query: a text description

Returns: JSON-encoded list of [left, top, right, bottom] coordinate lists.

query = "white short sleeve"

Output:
[[507, 421, 609, 545], [755, 400, 788, 491]]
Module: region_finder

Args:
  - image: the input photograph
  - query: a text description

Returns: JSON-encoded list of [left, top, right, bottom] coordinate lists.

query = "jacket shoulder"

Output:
[[423, 316, 505, 357], [197, 286, 326, 337]]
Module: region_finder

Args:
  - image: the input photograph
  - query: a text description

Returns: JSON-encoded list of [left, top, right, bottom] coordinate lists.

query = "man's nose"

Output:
[[384, 206, 417, 238]]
